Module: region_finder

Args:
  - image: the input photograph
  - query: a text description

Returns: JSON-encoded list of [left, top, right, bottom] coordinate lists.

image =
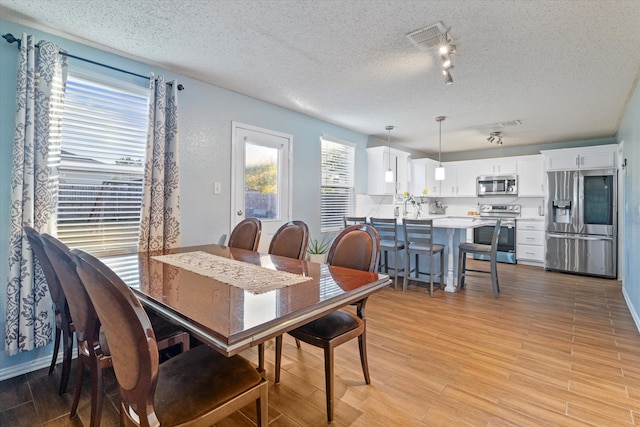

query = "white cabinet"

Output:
[[516, 155, 544, 197], [516, 219, 545, 265], [542, 145, 617, 171], [367, 146, 410, 195], [477, 160, 517, 176], [410, 158, 441, 197], [440, 161, 477, 197]]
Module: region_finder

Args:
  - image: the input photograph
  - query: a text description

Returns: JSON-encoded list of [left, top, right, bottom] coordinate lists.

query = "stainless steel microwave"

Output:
[[477, 175, 518, 196]]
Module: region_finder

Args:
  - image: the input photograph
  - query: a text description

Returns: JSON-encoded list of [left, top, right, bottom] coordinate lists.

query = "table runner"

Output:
[[152, 251, 312, 294]]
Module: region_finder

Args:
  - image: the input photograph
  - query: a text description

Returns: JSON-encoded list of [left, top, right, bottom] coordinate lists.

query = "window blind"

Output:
[[56, 72, 149, 256], [320, 137, 355, 232]]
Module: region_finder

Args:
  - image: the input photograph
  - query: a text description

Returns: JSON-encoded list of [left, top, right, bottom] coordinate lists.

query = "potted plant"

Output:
[[307, 236, 330, 263]]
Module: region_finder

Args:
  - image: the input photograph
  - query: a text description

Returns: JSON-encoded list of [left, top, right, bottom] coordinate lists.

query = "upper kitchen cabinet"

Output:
[[476, 159, 517, 176], [542, 144, 617, 171], [440, 160, 478, 197], [516, 155, 544, 197], [367, 146, 410, 195], [410, 158, 441, 197]]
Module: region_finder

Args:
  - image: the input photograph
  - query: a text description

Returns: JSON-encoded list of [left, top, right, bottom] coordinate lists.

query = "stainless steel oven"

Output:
[[473, 204, 520, 264]]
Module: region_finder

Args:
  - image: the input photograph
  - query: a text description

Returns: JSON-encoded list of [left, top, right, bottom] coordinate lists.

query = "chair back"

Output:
[[269, 220, 309, 260], [491, 219, 502, 257], [343, 216, 367, 228], [24, 226, 65, 310], [41, 234, 99, 345], [72, 249, 159, 425], [327, 224, 380, 273], [403, 219, 436, 248], [369, 218, 399, 243], [228, 218, 262, 251]]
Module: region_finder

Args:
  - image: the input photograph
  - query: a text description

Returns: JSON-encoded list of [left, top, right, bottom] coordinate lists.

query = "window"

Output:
[[320, 137, 355, 232], [56, 70, 149, 256]]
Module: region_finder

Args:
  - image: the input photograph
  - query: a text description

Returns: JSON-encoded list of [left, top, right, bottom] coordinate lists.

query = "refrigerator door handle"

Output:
[[547, 233, 614, 242]]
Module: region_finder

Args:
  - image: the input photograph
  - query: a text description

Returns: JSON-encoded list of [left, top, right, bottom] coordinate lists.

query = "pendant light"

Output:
[[435, 116, 446, 181], [384, 125, 394, 183]]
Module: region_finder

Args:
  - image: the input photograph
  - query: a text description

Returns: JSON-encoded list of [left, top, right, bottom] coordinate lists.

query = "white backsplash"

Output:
[[356, 194, 545, 219]]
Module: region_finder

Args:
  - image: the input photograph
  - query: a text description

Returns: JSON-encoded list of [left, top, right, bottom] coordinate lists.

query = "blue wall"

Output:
[[618, 82, 640, 322]]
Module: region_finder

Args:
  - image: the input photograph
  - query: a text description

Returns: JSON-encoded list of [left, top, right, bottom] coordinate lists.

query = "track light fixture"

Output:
[[487, 131, 503, 145], [438, 30, 456, 84]]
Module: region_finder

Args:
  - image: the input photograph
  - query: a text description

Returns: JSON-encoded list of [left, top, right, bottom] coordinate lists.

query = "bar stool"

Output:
[[458, 219, 501, 298], [402, 219, 445, 296], [343, 216, 367, 228], [370, 217, 404, 290]]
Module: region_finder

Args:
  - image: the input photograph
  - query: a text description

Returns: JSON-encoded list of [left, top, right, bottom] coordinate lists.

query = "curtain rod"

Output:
[[2, 33, 184, 91]]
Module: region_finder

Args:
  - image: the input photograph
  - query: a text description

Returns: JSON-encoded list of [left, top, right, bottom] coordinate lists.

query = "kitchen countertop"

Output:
[[395, 215, 493, 228]]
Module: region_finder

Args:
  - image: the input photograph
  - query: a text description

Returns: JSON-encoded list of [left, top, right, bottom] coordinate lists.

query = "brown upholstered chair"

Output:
[[72, 249, 268, 427], [275, 224, 380, 422], [41, 234, 190, 427], [343, 216, 368, 228], [228, 217, 262, 251], [24, 226, 74, 396], [257, 220, 310, 370], [370, 217, 404, 290], [403, 219, 445, 296], [458, 219, 502, 298]]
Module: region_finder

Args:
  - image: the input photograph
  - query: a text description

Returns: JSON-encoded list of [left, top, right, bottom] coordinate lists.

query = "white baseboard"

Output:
[[0, 348, 77, 382], [622, 285, 640, 334]]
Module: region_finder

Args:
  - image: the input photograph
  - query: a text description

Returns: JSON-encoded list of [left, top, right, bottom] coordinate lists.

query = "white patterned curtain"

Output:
[[138, 75, 181, 251], [5, 34, 67, 356]]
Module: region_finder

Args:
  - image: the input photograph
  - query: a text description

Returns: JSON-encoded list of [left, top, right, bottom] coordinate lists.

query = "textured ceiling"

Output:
[[1, 0, 639, 155]]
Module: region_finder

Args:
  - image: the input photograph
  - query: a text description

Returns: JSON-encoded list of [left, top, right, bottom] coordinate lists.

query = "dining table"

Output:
[[104, 244, 391, 369]]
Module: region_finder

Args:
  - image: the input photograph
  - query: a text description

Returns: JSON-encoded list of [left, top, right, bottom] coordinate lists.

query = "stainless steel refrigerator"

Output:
[[545, 168, 617, 278]]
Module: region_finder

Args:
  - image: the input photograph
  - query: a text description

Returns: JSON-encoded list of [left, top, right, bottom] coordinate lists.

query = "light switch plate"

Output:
[[214, 182, 222, 194]]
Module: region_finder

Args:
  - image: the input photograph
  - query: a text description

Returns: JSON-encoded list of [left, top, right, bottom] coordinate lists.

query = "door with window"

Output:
[[231, 122, 292, 253]]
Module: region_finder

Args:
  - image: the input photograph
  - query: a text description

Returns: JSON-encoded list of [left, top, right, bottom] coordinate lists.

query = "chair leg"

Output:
[[403, 251, 409, 292], [90, 359, 104, 427], [49, 323, 61, 376], [429, 252, 434, 297], [491, 258, 500, 298], [357, 332, 371, 384], [323, 346, 334, 423], [275, 335, 283, 384], [457, 249, 465, 291], [70, 357, 84, 418], [439, 251, 444, 288], [59, 323, 73, 395], [256, 381, 268, 427], [257, 343, 265, 373]]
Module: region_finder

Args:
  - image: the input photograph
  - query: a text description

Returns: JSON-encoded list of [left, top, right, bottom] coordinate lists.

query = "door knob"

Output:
[[237, 210, 243, 216]]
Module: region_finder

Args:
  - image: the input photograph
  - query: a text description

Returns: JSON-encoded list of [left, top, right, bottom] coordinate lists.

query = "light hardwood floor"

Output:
[[1, 261, 639, 426]]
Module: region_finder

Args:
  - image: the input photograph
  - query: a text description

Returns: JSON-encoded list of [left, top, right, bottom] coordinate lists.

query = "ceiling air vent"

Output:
[[406, 22, 448, 51]]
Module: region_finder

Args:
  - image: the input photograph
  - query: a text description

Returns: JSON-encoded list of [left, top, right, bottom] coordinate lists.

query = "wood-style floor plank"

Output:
[[1, 261, 639, 426]]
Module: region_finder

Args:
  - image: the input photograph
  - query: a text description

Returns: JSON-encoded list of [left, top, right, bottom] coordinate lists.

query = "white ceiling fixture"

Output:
[[435, 116, 446, 181], [439, 30, 456, 85], [385, 125, 394, 183]]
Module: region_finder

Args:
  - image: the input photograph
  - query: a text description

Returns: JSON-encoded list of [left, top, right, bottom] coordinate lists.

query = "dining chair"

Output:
[[228, 217, 262, 251], [403, 219, 445, 296], [72, 248, 268, 427], [458, 219, 502, 298], [41, 234, 190, 427], [343, 216, 368, 228], [275, 223, 380, 422], [259, 220, 310, 370], [369, 217, 404, 290], [24, 226, 74, 396]]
